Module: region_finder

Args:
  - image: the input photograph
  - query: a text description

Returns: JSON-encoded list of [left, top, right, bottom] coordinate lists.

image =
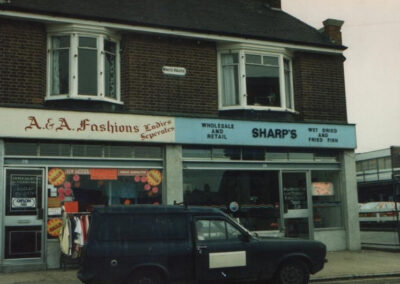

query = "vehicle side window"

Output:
[[196, 219, 242, 241], [226, 222, 242, 240]]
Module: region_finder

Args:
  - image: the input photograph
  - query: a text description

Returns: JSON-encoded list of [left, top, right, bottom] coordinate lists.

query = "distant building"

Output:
[[356, 146, 400, 202]]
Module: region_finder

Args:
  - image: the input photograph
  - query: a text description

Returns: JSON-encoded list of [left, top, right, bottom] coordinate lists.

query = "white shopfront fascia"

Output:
[[0, 107, 356, 149]]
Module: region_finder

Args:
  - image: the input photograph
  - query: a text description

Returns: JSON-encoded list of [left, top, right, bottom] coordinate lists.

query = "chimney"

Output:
[[266, 0, 281, 9], [322, 18, 344, 45]]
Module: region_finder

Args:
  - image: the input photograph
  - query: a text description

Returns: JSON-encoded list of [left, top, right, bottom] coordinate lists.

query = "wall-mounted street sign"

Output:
[[162, 66, 187, 77]]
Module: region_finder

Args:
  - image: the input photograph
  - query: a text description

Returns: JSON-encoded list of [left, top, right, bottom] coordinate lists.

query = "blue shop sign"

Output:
[[175, 118, 356, 149]]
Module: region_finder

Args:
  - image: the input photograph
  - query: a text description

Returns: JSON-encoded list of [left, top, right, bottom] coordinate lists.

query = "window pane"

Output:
[[263, 56, 279, 66], [197, 220, 227, 241], [134, 146, 163, 159], [78, 48, 98, 95], [245, 54, 261, 64], [385, 157, 392, 169], [246, 64, 280, 107], [40, 143, 71, 156], [266, 152, 288, 161], [212, 147, 241, 160], [284, 58, 290, 70], [104, 40, 116, 53], [221, 54, 239, 106], [52, 36, 70, 49], [184, 170, 280, 231], [283, 172, 308, 210], [182, 147, 212, 159], [51, 49, 69, 95], [5, 142, 38, 156], [104, 145, 133, 158], [221, 53, 238, 65], [242, 147, 265, 160], [288, 152, 314, 160], [105, 52, 116, 99], [284, 69, 292, 108], [226, 222, 242, 240], [72, 144, 103, 157], [79, 37, 97, 48], [312, 171, 342, 228]]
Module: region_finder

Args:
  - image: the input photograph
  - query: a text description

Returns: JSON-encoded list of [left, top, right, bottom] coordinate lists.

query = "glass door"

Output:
[[281, 171, 312, 239], [3, 168, 44, 260]]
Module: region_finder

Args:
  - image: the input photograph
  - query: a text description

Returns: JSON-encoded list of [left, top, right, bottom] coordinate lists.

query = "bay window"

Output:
[[47, 26, 120, 103], [219, 46, 294, 111]]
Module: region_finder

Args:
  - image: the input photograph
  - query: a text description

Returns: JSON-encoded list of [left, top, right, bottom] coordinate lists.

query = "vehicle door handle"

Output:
[[196, 245, 208, 254]]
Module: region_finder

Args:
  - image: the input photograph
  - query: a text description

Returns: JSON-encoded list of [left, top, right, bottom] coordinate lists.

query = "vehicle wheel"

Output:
[[273, 260, 309, 284], [128, 269, 163, 284]]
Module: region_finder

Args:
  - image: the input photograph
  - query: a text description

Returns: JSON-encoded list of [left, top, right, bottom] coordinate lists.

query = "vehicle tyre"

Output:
[[128, 269, 163, 284], [273, 260, 310, 284]]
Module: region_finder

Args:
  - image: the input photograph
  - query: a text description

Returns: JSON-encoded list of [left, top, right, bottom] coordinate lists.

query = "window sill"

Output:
[[45, 95, 124, 105], [314, 227, 345, 231], [219, 106, 298, 114]]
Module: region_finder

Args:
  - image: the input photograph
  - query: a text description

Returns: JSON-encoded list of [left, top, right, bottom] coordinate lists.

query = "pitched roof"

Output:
[[1, 0, 345, 50]]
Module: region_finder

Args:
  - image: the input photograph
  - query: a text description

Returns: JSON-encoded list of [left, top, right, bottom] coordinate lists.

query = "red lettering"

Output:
[[77, 119, 90, 131], [25, 116, 42, 130], [56, 118, 72, 131]]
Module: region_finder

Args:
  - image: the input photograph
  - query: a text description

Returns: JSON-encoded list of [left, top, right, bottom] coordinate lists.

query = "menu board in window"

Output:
[[6, 170, 43, 215], [312, 182, 334, 196]]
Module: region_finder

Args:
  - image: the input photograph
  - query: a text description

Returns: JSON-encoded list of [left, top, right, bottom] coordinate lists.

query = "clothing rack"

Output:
[[59, 212, 91, 270]]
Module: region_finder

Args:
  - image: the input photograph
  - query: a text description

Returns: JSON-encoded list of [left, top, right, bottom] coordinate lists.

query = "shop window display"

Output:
[[312, 171, 342, 228], [183, 170, 280, 232], [46, 167, 162, 239]]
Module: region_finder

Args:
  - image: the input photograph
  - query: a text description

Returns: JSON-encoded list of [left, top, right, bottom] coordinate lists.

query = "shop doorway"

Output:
[[3, 168, 44, 260], [281, 171, 312, 239]]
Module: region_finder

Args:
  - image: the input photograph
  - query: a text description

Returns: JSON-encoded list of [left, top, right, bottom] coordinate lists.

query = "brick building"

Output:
[[0, 0, 359, 272]]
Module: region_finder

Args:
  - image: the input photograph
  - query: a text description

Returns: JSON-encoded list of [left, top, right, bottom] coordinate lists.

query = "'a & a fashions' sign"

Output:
[[0, 107, 175, 143]]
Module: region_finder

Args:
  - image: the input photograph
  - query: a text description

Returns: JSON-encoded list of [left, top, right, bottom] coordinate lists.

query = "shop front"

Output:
[[1, 142, 164, 271], [182, 147, 344, 241], [0, 107, 359, 271]]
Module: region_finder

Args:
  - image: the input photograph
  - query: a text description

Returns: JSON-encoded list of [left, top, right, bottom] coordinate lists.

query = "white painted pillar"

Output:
[[340, 150, 361, 250], [163, 145, 183, 205]]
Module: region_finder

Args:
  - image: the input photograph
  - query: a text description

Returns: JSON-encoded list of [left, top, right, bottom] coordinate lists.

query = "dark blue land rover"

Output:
[[78, 205, 326, 284]]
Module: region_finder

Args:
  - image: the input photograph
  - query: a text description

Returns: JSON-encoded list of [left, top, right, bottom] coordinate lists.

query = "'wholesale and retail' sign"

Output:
[[0, 107, 356, 149], [174, 118, 356, 149]]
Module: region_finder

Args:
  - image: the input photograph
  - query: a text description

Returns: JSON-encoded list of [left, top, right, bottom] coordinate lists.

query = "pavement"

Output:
[[0, 250, 399, 284]]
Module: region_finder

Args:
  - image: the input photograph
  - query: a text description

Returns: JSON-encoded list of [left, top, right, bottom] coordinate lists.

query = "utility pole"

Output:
[[390, 146, 400, 245]]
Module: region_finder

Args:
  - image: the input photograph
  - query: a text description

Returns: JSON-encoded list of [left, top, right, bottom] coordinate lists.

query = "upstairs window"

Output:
[[219, 46, 293, 111], [47, 26, 120, 103]]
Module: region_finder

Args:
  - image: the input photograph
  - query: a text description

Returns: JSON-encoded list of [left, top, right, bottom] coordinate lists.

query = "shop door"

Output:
[[281, 172, 312, 239], [3, 168, 44, 260]]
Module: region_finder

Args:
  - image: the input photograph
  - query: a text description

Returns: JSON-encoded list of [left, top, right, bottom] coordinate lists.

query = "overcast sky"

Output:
[[283, 0, 400, 153]]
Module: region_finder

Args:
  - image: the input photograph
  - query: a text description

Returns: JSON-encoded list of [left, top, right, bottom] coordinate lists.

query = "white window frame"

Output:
[[46, 24, 122, 104], [218, 44, 294, 112]]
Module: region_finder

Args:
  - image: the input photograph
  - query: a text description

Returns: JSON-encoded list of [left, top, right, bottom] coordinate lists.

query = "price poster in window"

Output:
[[10, 175, 39, 211]]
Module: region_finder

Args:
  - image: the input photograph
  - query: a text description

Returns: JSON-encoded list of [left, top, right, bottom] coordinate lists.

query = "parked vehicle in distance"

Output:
[[78, 205, 326, 284], [359, 202, 400, 230]]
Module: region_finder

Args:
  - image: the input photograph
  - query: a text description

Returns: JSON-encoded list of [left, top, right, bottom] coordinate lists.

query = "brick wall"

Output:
[[0, 19, 348, 124], [0, 19, 46, 105], [121, 34, 218, 117], [293, 52, 348, 123]]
